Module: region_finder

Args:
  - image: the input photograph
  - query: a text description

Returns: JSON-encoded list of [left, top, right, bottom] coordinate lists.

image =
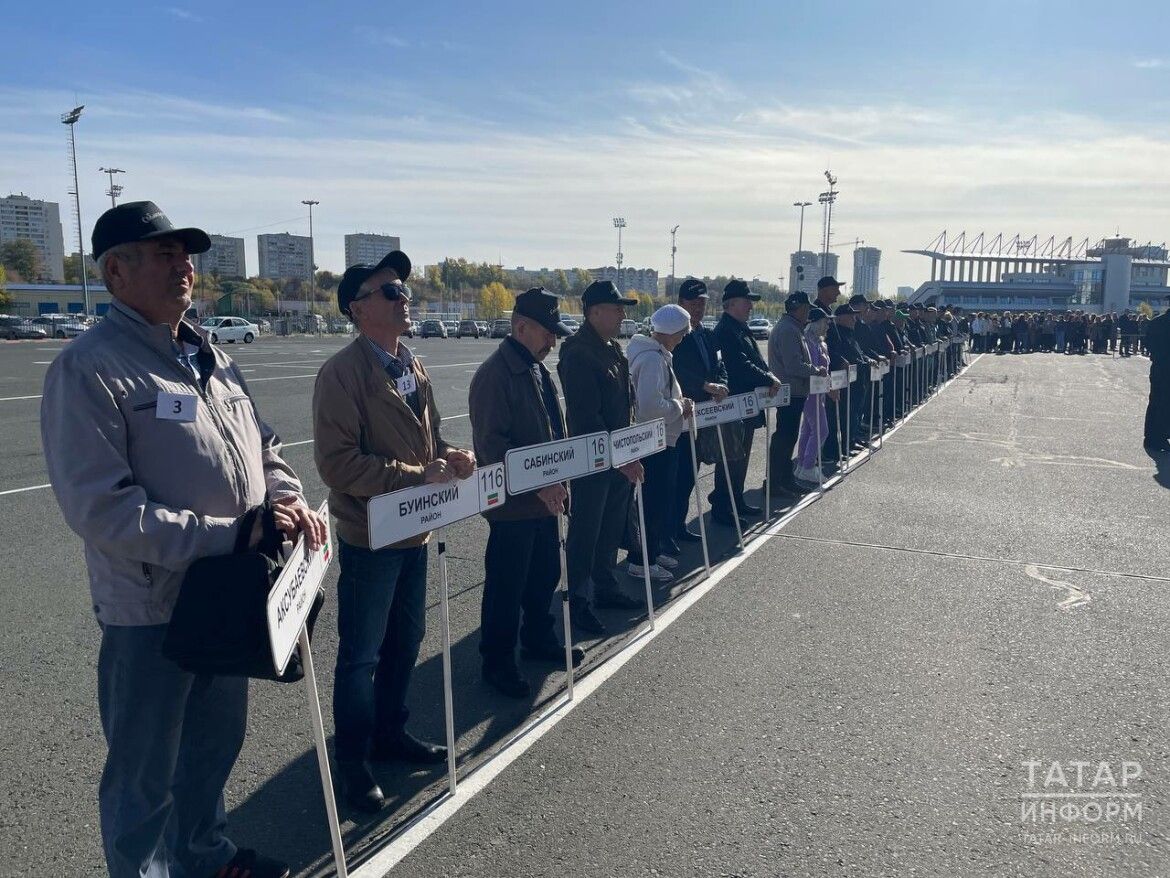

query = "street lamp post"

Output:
[[669, 225, 679, 298], [99, 167, 125, 208], [793, 201, 812, 253], [613, 217, 626, 291], [61, 106, 90, 315], [302, 199, 319, 327]]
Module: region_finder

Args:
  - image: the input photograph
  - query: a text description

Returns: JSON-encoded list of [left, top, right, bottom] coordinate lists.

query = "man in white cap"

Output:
[[623, 305, 694, 581]]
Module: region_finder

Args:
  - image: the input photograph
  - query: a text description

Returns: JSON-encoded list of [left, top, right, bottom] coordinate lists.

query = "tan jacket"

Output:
[[312, 337, 453, 549]]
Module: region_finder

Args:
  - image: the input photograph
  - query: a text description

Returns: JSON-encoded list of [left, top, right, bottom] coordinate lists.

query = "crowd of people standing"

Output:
[[968, 311, 1154, 356]]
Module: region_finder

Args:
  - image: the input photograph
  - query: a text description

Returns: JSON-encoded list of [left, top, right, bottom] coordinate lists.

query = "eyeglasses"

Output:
[[353, 281, 412, 305]]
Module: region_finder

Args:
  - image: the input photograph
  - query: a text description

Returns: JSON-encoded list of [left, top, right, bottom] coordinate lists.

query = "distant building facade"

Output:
[[194, 235, 246, 279], [0, 194, 65, 282], [852, 246, 881, 296], [789, 251, 837, 295], [588, 265, 659, 296], [344, 233, 401, 269], [3, 282, 112, 316], [257, 233, 312, 280]]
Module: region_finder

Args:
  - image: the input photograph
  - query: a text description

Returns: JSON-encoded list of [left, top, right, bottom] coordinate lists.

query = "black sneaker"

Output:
[[595, 589, 642, 610], [210, 849, 290, 878], [370, 729, 447, 765], [482, 663, 531, 698], [675, 528, 703, 543]]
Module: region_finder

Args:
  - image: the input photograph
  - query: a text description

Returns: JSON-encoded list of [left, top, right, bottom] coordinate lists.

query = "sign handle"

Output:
[[556, 512, 575, 700], [715, 423, 745, 551], [814, 390, 825, 492], [763, 407, 771, 518], [436, 541, 457, 796], [843, 380, 852, 474], [633, 481, 656, 628], [877, 369, 885, 451], [297, 626, 349, 878], [688, 420, 712, 578], [834, 393, 844, 471]]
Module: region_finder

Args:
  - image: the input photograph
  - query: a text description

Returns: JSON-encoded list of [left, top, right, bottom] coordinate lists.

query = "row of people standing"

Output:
[[968, 311, 1154, 356]]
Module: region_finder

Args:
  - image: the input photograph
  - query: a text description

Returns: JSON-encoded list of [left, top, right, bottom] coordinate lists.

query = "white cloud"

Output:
[[354, 26, 409, 49], [166, 7, 202, 22], [1133, 58, 1165, 69]]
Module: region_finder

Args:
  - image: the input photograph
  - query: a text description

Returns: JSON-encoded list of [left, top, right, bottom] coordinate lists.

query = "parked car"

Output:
[[748, 317, 772, 340], [420, 319, 448, 339], [619, 319, 638, 338], [701, 317, 716, 330], [561, 318, 580, 334], [257, 319, 272, 333], [456, 319, 481, 339], [490, 319, 510, 338], [475, 321, 490, 334], [32, 314, 89, 338], [200, 316, 260, 344], [0, 316, 48, 340]]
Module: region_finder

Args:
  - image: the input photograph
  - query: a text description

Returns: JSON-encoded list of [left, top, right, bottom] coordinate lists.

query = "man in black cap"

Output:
[[314, 252, 475, 812], [1143, 296, 1170, 452], [815, 276, 845, 314], [469, 289, 585, 697], [670, 279, 729, 541], [712, 279, 782, 524], [558, 281, 645, 637], [42, 201, 325, 878], [826, 302, 871, 454], [767, 291, 825, 495]]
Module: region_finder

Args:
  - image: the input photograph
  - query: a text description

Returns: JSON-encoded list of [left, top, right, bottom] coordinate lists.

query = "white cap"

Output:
[[650, 304, 691, 335]]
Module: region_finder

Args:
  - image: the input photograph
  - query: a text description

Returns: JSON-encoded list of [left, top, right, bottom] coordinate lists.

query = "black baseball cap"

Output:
[[91, 201, 211, 260], [373, 249, 411, 281], [808, 306, 830, 322], [723, 279, 760, 302], [784, 291, 810, 310], [817, 276, 845, 290], [678, 278, 708, 300], [848, 294, 870, 307], [582, 280, 637, 307], [514, 287, 572, 337], [870, 300, 888, 311], [833, 303, 860, 316]]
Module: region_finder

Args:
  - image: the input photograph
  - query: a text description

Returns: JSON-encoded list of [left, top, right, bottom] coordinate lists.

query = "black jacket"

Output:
[[673, 325, 728, 402], [827, 321, 865, 368], [470, 337, 567, 521], [854, 320, 892, 359], [714, 312, 773, 429], [1147, 312, 1170, 366], [557, 319, 633, 437]]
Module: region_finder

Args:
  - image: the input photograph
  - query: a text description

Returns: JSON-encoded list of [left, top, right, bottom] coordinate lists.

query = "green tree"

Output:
[[64, 253, 100, 284], [315, 270, 339, 292], [478, 281, 515, 319], [1138, 301, 1154, 318], [0, 265, 10, 310], [0, 239, 42, 281], [570, 268, 593, 296]]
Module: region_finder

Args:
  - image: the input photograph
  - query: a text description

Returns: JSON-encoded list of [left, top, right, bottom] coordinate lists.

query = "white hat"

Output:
[[650, 304, 691, 335]]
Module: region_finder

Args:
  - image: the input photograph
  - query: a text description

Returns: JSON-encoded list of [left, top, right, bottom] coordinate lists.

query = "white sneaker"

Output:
[[654, 553, 679, 569], [627, 562, 674, 582], [795, 465, 822, 484]]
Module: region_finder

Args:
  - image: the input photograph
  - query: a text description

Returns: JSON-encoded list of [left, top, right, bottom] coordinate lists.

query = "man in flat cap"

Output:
[[669, 279, 729, 542], [712, 279, 782, 524], [815, 276, 845, 314], [469, 288, 584, 698], [558, 281, 645, 638], [314, 251, 475, 812], [42, 201, 325, 878]]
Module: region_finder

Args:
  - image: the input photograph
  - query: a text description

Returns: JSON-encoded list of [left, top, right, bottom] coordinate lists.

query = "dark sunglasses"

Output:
[[354, 281, 412, 305]]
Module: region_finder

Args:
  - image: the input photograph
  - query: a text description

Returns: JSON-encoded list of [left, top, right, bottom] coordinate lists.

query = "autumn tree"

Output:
[[0, 239, 42, 281]]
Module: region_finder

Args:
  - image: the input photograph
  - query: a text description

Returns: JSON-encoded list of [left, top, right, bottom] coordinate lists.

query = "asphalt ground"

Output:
[[1, 336, 1167, 877]]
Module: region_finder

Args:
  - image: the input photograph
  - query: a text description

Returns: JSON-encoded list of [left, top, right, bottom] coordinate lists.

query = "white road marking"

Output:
[[1024, 564, 1092, 609], [0, 483, 51, 497], [0, 394, 42, 402]]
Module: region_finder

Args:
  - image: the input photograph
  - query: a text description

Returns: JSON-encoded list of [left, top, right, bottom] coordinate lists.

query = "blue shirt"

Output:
[[366, 336, 421, 418]]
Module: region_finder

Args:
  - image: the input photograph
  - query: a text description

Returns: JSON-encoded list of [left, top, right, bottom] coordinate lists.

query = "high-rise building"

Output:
[[897, 286, 914, 300], [588, 265, 659, 295], [789, 250, 837, 295], [257, 232, 312, 280], [194, 235, 246, 279], [0, 194, 65, 282], [344, 233, 401, 269], [852, 246, 881, 296]]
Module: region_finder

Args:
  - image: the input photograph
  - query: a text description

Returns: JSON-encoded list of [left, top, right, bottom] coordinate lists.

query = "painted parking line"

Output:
[[0, 483, 52, 497], [0, 394, 43, 402]]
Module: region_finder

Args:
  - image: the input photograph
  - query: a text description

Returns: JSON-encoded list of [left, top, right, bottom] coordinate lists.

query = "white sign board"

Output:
[[267, 500, 333, 676], [504, 431, 610, 495], [847, 364, 858, 382], [809, 375, 831, 395], [758, 384, 792, 409], [367, 463, 507, 550], [896, 352, 911, 367], [829, 370, 849, 391], [610, 419, 667, 467], [694, 396, 742, 427], [870, 363, 884, 381], [736, 391, 760, 418]]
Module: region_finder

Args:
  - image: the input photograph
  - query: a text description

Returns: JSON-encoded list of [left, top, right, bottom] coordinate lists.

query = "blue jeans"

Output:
[[333, 539, 428, 762], [97, 624, 247, 878]]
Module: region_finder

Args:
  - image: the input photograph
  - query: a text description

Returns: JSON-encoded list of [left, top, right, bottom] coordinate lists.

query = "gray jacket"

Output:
[[768, 313, 816, 397], [41, 299, 304, 626]]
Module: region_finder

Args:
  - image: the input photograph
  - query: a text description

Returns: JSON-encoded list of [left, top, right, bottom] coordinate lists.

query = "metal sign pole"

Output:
[[877, 368, 885, 451], [436, 541, 457, 796], [814, 391, 825, 491], [633, 481, 656, 627], [715, 424, 745, 551], [868, 371, 877, 447], [688, 419, 712, 578], [764, 407, 772, 518], [297, 629, 349, 878], [844, 378, 852, 473], [556, 512, 575, 700], [834, 392, 844, 471]]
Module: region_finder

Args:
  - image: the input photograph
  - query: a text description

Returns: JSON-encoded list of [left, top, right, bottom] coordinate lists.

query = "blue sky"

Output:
[[3, 0, 1170, 290]]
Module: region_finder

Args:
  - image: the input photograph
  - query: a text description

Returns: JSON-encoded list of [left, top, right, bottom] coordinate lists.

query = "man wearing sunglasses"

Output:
[[313, 250, 475, 813]]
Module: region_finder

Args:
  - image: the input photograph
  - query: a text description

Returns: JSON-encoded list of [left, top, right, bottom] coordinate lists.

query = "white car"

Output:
[[619, 319, 638, 338], [200, 316, 259, 344]]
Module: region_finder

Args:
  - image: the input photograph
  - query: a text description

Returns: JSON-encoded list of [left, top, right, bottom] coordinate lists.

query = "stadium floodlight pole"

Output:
[[613, 217, 626, 291], [99, 167, 125, 208], [302, 199, 319, 325], [62, 106, 90, 315], [821, 170, 839, 276], [670, 225, 679, 298]]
